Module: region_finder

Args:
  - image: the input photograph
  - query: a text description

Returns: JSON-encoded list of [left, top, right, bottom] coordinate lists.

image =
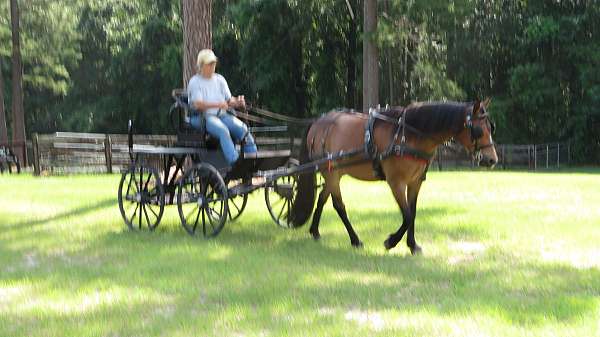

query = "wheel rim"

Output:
[[265, 174, 298, 228], [178, 165, 228, 237], [118, 165, 164, 231]]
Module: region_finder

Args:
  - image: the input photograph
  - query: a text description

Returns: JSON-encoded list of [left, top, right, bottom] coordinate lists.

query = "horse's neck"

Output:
[[404, 108, 464, 152]]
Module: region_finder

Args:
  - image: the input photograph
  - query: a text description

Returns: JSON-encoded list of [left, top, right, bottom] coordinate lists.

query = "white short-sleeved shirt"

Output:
[[187, 73, 232, 116]]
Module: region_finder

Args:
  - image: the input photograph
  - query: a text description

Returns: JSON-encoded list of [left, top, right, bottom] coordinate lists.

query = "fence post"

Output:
[[546, 144, 549, 169], [104, 134, 113, 174], [528, 145, 531, 170], [567, 143, 571, 166], [33, 133, 40, 176], [557, 143, 560, 169], [501, 145, 506, 170], [534, 145, 537, 171]]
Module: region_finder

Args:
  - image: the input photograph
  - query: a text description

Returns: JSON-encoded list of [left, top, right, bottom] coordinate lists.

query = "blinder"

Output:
[[470, 125, 484, 141]]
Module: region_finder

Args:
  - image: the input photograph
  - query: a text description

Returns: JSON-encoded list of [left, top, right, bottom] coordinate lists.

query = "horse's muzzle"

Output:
[[479, 155, 497, 168]]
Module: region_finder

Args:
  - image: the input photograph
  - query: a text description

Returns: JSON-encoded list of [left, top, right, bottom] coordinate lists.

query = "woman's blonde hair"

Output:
[[197, 49, 218, 69]]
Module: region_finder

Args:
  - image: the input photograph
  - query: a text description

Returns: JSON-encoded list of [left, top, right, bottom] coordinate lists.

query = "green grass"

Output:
[[1, 170, 599, 337]]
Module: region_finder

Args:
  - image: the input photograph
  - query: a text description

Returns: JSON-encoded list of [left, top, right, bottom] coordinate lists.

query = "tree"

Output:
[[362, 0, 378, 111], [10, 0, 25, 164], [0, 57, 7, 146], [183, 0, 212, 86]]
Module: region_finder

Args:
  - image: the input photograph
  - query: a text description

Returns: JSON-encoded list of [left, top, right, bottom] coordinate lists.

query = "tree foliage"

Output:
[[0, 0, 599, 163]]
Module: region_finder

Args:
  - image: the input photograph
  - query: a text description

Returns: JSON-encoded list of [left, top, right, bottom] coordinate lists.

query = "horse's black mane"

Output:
[[381, 102, 470, 135]]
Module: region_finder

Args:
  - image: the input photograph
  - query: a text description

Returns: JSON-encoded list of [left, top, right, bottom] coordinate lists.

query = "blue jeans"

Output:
[[190, 112, 257, 164]]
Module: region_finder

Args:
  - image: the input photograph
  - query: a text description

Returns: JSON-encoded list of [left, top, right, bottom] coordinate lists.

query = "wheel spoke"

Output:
[[192, 206, 201, 233], [126, 172, 135, 196], [231, 198, 241, 213], [138, 201, 143, 230], [128, 203, 139, 225], [131, 172, 140, 194], [276, 200, 286, 221], [208, 204, 222, 220], [202, 207, 207, 236], [144, 170, 152, 191], [142, 204, 152, 227], [272, 196, 284, 205], [185, 205, 199, 222], [146, 203, 159, 221]]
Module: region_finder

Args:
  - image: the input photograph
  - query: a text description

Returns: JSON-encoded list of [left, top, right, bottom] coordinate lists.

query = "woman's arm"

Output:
[[192, 100, 229, 112]]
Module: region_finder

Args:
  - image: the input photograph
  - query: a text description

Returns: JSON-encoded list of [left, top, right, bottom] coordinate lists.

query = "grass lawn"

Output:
[[1, 170, 599, 336]]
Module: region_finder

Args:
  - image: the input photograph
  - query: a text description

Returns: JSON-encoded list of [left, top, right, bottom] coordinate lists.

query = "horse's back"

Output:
[[307, 110, 367, 159]]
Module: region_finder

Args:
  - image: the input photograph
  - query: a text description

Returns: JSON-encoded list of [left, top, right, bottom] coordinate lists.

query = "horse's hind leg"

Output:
[[309, 187, 330, 240], [406, 181, 423, 255], [384, 181, 412, 251], [328, 175, 362, 247]]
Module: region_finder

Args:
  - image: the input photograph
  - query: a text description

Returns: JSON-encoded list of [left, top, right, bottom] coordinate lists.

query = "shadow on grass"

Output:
[[3, 217, 598, 335], [2, 197, 598, 336], [2, 198, 116, 232]]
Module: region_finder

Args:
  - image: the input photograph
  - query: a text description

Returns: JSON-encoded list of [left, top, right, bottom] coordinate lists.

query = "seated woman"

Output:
[[187, 49, 258, 165]]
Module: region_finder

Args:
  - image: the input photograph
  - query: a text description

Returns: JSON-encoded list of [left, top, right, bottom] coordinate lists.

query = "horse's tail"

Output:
[[290, 126, 316, 227]]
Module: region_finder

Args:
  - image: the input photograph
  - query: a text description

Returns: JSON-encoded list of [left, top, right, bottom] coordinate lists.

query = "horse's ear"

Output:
[[473, 99, 482, 116], [483, 97, 492, 109]]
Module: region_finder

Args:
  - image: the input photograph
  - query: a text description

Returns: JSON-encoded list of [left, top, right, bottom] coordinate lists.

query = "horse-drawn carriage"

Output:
[[118, 92, 497, 253], [117, 89, 306, 237]]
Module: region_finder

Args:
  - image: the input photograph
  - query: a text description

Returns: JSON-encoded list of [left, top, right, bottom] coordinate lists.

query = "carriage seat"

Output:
[[171, 90, 220, 149]]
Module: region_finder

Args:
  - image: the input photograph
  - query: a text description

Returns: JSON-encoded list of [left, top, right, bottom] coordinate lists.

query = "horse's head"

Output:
[[455, 98, 498, 168]]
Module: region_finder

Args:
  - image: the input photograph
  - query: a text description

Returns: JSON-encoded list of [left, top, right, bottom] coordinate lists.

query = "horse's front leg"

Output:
[[384, 181, 412, 251], [406, 180, 423, 255]]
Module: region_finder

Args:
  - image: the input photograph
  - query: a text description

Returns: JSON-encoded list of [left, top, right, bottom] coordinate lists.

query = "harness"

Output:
[[309, 105, 494, 180], [364, 107, 434, 180]]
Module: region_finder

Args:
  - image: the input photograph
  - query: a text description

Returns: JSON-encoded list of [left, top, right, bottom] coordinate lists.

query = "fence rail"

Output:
[[29, 132, 571, 175]]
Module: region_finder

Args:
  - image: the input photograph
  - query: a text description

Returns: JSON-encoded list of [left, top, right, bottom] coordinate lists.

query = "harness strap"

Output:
[[364, 110, 387, 180], [364, 108, 434, 180]]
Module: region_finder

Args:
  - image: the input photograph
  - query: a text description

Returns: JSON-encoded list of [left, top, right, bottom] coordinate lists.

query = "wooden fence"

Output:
[[31, 131, 299, 175], [29, 132, 570, 175]]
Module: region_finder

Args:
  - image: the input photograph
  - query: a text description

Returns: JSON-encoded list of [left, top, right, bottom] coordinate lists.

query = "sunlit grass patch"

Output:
[[1, 170, 599, 336]]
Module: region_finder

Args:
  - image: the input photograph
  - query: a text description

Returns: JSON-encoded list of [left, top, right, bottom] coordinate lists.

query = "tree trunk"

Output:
[[10, 0, 26, 165], [183, 0, 212, 87], [362, 0, 378, 112], [345, 0, 357, 110], [0, 57, 8, 146]]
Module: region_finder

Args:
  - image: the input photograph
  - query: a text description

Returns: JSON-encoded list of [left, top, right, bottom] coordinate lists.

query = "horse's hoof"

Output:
[[352, 241, 363, 248], [310, 230, 321, 241], [410, 245, 422, 256], [384, 238, 395, 250]]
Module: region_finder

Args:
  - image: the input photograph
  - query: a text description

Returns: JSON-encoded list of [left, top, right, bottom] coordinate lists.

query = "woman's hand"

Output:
[[229, 96, 246, 109], [218, 101, 229, 110]]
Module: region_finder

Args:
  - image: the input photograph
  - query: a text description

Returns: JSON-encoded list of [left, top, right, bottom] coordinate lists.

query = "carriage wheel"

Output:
[[265, 174, 299, 228], [265, 158, 300, 229], [118, 165, 165, 231], [177, 164, 229, 237], [227, 178, 249, 221]]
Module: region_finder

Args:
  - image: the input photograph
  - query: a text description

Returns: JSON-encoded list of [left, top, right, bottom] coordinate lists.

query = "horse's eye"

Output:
[[490, 121, 496, 135]]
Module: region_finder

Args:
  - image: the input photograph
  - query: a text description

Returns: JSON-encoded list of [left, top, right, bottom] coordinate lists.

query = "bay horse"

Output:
[[290, 99, 497, 255]]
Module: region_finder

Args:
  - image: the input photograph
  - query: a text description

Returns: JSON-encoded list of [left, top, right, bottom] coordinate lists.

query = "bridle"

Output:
[[465, 107, 496, 159]]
